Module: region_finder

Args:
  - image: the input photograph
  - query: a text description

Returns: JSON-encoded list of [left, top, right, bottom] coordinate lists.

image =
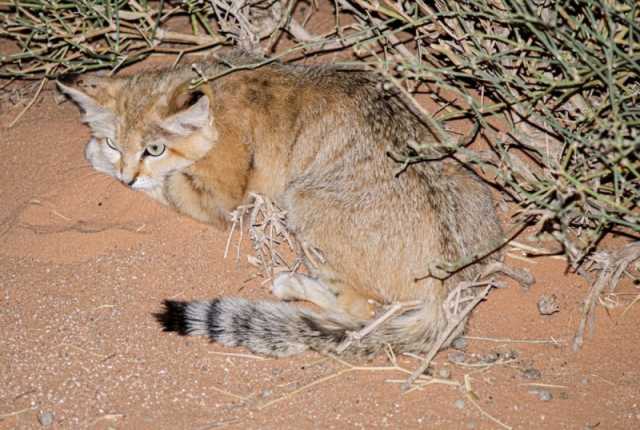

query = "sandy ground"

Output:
[[1, 54, 640, 430]]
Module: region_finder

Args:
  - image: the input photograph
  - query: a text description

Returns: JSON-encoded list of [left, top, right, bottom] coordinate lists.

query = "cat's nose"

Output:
[[122, 171, 139, 187]]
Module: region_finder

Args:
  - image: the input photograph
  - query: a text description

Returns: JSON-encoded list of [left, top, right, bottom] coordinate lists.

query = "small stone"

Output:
[[483, 352, 498, 363], [438, 368, 451, 379], [522, 368, 542, 380], [452, 337, 468, 350], [260, 389, 273, 398], [502, 350, 518, 360], [448, 351, 466, 364], [537, 390, 553, 401], [454, 399, 465, 410], [38, 411, 54, 427], [537, 294, 560, 315]]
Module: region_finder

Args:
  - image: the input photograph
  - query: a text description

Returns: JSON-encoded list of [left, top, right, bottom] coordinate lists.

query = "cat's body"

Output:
[[58, 53, 502, 357]]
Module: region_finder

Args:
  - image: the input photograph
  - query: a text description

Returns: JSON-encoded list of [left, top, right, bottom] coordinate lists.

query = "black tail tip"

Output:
[[154, 300, 190, 336]]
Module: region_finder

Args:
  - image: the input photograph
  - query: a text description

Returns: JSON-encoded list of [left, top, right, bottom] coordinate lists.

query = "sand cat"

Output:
[[57, 53, 502, 357]]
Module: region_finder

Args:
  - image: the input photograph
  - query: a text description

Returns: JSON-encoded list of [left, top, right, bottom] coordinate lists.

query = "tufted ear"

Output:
[[161, 88, 211, 136], [57, 75, 118, 136]]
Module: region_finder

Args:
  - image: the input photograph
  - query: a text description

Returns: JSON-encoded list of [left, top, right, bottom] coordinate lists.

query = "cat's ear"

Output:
[[56, 74, 119, 109], [57, 75, 118, 135], [161, 88, 211, 135]]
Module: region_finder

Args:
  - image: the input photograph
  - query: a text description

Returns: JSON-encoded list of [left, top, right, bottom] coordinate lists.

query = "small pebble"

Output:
[[452, 337, 468, 350], [537, 390, 553, 401], [522, 368, 542, 380], [537, 294, 560, 315], [38, 411, 54, 427], [438, 368, 451, 379], [454, 399, 465, 410], [448, 351, 466, 364], [502, 350, 518, 360], [260, 389, 273, 398], [482, 352, 498, 363]]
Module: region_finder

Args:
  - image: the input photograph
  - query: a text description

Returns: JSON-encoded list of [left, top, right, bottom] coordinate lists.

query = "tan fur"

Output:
[[58, 53, 503, 356]]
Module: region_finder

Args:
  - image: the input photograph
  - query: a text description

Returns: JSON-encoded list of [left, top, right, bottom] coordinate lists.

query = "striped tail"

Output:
[[155, 295, 449, 357]]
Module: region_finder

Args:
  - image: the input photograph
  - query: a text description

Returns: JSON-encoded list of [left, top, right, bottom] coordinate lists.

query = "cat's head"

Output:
[[57, 69, 216, 191]]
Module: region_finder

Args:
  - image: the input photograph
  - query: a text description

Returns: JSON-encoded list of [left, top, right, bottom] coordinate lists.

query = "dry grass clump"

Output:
[[225, 192, 307, 282]]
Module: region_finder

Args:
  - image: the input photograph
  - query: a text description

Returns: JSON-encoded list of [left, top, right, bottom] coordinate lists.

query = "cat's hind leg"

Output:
[[271, 272, 338, 310], [272, 272, 378, 320]]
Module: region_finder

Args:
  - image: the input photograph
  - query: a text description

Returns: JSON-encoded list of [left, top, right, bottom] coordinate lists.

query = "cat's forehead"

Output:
[[102, 66, 203, 146], [116, 76, 170, 117], [110, 73, 179, 138]]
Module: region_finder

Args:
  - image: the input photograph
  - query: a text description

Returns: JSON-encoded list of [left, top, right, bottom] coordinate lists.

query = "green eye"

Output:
[[145, 143, 166, 157], [105, 138, 118, 150]]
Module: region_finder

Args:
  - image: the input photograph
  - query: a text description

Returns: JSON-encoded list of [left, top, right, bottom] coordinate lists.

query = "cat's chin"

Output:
[[130, 176, 160, 190], [139, 184, 168, 205]]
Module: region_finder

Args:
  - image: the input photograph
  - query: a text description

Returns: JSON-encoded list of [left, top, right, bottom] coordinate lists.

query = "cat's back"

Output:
[[210, 63, 504, 295]]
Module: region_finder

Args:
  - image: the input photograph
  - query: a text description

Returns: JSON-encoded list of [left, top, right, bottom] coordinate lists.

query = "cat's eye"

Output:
[[105, 137, 118, 150], [144, 143, 166, 157]]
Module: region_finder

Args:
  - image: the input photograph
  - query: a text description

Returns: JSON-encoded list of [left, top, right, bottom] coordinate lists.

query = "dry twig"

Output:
[[226, 193, 307, 281], [573, 242, 640, 351]]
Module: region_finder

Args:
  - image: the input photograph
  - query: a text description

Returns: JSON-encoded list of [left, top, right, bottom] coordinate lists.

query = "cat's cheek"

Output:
[[85, 138, 120, 177]]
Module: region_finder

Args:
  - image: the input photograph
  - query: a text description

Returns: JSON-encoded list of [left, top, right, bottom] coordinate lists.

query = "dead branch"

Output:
[[402, 280, 501, 390]]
